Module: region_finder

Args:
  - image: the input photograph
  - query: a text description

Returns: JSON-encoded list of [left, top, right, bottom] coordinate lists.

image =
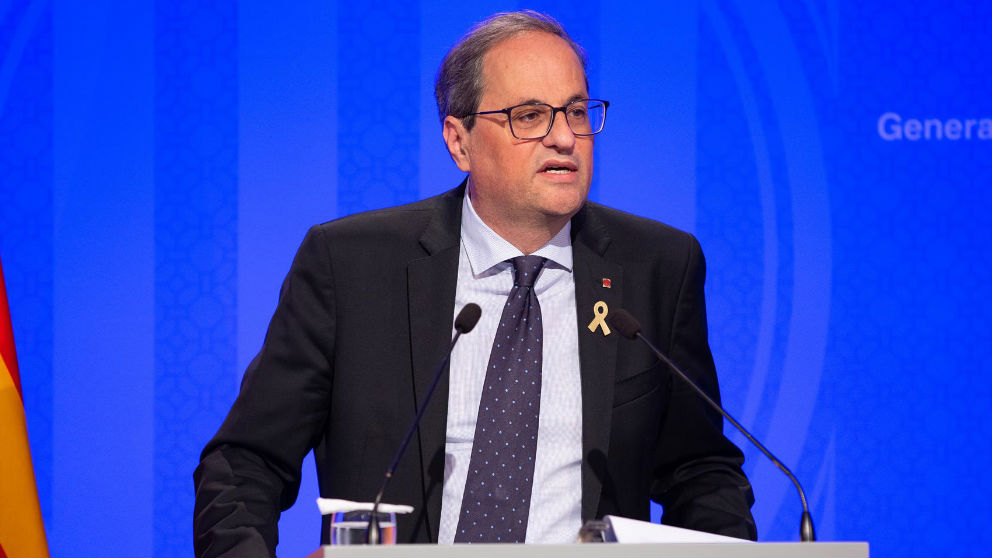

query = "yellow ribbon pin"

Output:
[[587, 301, 611, 336]]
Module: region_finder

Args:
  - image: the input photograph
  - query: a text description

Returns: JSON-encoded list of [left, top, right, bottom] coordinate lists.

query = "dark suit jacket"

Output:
[[193, 185, 756, 557]]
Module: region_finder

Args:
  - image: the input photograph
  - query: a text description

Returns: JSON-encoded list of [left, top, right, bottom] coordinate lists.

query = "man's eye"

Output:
[[515, 110, 542, 123], [568, 107, 588, 120]]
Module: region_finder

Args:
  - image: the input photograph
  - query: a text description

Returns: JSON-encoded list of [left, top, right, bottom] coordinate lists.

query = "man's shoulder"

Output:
[[309, 187, 462, 249], [580, 201, 698, 250], [318, 190, 450, 231]]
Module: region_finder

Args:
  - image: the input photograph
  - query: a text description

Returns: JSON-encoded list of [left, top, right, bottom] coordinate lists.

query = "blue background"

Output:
[[2, 1, 990, 556]]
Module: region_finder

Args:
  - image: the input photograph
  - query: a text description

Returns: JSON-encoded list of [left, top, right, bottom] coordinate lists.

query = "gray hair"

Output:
[[434, 10, 588, 129]]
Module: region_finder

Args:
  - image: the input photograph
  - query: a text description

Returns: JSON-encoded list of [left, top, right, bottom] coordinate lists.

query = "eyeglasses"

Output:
[[464, 98, 610, 140]]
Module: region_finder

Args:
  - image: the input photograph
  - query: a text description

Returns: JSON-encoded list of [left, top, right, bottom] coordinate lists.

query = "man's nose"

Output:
[[542, 110, 576, 150]]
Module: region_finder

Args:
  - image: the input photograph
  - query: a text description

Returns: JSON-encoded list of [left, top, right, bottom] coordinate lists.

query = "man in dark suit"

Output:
[[194, 10, 755, 557]]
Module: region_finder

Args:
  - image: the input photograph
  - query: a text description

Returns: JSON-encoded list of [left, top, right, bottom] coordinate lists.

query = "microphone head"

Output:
[[454, 303, 482, 334], [608, 308, 642, 339]]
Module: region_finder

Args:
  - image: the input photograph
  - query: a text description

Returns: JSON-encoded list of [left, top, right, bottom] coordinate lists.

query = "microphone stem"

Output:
[[367, 331, 462, 544], [635, 332, 815, 542]]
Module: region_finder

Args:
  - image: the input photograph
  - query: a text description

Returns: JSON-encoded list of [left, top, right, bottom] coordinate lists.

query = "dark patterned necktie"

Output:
[[455, 255, 547, 543]]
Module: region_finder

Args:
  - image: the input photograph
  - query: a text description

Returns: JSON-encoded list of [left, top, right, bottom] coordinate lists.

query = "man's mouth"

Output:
[[539, 161, 578, 174]]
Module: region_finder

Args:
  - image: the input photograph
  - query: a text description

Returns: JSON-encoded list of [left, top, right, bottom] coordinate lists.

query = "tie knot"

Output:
[[511, 255, 546, 289]]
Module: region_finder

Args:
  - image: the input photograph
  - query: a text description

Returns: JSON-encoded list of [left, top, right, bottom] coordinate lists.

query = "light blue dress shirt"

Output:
[[438, 192, 583, 544]]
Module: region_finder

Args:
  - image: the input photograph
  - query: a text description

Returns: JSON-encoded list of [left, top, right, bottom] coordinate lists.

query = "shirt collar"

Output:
[[460, 190, 573, 277]]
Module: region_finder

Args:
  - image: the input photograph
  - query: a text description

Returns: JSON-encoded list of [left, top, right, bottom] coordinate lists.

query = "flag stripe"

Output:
[[0, 258, 48, 557], [0, 259, 20, 395], [0, 356, 49, 557]]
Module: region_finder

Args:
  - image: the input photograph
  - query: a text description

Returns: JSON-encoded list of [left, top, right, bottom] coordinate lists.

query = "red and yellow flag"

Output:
[[0, 257, 49, 558]]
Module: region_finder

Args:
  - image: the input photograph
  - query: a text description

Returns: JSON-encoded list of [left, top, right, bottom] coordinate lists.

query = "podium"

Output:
[[309, 542, 869, 558]]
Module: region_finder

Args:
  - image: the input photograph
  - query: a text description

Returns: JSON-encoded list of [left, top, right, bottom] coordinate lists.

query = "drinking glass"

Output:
[[328, 510, 397, 545]]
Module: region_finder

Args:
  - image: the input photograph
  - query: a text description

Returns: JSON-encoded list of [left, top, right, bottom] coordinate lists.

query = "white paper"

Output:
[[605, 515, 751, 544], [316, 498, 415, 516]]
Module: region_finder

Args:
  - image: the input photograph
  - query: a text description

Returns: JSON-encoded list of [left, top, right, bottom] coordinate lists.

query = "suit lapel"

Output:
[[571, 205, 622, 521], [407, 186, 463, 542]]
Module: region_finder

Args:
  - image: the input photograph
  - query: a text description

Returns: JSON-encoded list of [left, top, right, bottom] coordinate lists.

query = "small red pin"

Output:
[[602, 278, 612, 288]]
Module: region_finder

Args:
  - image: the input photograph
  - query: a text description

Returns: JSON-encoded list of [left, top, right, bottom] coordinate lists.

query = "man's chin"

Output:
[[538, 193, 588, 221]]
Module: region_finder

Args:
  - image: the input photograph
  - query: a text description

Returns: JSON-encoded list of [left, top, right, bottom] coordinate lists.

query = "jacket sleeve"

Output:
[[193, 225, 337, 557], [651, 235, 758, 540]]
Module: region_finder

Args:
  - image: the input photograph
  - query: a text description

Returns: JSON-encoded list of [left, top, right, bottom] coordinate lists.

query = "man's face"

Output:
[[447, 31, 593, 234]]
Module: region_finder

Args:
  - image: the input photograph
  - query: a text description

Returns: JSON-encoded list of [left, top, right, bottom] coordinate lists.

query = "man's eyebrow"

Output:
[[514, 94, 590, 106]]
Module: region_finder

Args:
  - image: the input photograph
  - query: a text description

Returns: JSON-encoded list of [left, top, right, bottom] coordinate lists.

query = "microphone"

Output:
[[607, 308, 816, 543], [366, 303, 482, 544]]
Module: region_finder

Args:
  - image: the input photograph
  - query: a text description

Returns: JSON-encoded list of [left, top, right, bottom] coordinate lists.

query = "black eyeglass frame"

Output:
[[463, 98, 610, 140]]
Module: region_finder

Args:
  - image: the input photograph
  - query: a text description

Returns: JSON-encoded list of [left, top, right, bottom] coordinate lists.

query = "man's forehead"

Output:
[[479, 31, 589, 103], [484, 31, 584, 70]]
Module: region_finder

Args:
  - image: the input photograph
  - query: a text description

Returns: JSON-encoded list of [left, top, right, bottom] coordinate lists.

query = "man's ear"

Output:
[[442, 115, 471, 172]]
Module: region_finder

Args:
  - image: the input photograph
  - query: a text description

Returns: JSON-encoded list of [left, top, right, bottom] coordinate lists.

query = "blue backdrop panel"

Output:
[[697, 0, 835, 543], [50, 0, 156, 555], [337, 1, 421, 214], [828, 2, 992, 555], [1, 1, 991, 557], [0, 0, 53, 531], [598, 3, 697, 232], [153, 0, 238, 555]]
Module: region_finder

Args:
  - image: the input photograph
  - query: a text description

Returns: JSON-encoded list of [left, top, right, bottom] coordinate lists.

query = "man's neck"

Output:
[[491, 219, 568, 255], [467, 190, 573, 255]]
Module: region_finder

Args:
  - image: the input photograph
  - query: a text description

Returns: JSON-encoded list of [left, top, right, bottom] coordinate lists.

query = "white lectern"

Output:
[[309, 542, 869, 558]]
